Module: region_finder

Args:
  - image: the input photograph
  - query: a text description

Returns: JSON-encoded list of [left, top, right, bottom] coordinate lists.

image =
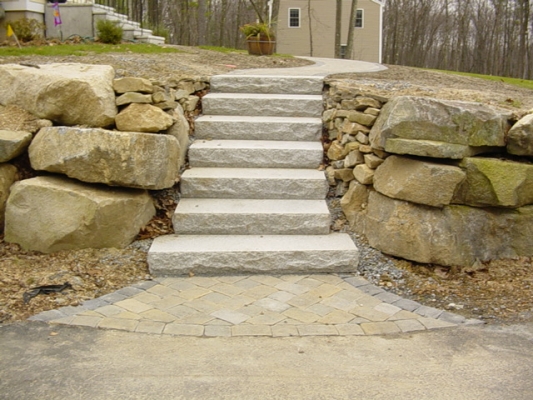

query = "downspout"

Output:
[[378, 0, 383, 64]]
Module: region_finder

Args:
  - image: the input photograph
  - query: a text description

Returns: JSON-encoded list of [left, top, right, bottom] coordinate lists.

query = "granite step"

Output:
[[188, 140, 324, 169], [210, 75, 324, 95], [173, 198, 331, 235], [180, 168, 328, 199], [148, 233, 359, 276], [202, 93, 323, 118], [195, 115, 322, 142]]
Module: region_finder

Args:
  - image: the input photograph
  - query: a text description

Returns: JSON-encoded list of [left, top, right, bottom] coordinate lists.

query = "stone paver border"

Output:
[[30, 274, 483, 337]]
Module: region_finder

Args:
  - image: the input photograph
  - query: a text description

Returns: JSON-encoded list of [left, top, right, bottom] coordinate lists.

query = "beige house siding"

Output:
[[277, 0, 382, 63]]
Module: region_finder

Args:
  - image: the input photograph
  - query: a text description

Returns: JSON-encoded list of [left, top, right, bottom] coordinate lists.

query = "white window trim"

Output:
[[355, 9, 364, 29], [288, 7, 301, 28]]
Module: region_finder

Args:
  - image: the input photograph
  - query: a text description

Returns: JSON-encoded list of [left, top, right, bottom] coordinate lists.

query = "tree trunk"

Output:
[[197, 0, 207, 45], [518, 0, 530, 79], [308, 0, 314, 56], [346, 0, 358, 58], [334, 0, 342, 58]]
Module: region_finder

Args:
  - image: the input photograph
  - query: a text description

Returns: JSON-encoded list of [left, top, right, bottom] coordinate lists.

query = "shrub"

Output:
[[11, 18, 45, 42], [150, 24, 169, 42], [239, 22, 274, 40], [96, 20, 123, 44]]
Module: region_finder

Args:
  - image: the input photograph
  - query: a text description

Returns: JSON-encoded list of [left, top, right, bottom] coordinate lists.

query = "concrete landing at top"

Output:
[[228, 56, 387, 77]]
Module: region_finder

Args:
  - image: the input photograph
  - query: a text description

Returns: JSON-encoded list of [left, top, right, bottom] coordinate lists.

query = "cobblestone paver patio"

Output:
[[31, 274, 479, 337]]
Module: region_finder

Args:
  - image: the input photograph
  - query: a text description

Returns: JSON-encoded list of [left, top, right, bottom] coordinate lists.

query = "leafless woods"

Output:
[[383, 0, 532, 79], [94, 0, 532, 79]]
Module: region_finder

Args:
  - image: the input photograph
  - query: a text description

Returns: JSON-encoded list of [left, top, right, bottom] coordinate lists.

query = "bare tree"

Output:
[[346, 0, 358, 59], [334, 0, 342, 58], [307, 0, 314, 56], [383, 0, 533, 79]]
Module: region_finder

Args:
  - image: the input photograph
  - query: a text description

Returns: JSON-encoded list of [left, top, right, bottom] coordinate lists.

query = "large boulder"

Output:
[[29, 127, 180, 190], [369, 96, 509, 152], [507, 113, 533, 156], [4, 176, 155, 253], [353, 164, 375, 185], [340, 181, 370, 230], [346, 111, 377, 127], [384, 138, 498, 159], [115, 103, 174, 133], [362, 191, 533, 267], [165, 105, 190, 168], [373, 155, 465, 207], [0, 163, 17, 231], [0, 63, 117, 127], [113, 77, 154, 94], [115, 92, 153, 106], [0, 130, 33, 162], [0, 105, 52, 133], [452, 157, 533, 208]]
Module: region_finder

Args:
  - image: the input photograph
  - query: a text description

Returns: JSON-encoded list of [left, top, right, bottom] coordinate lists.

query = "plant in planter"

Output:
[[240, 22, 275, 56]]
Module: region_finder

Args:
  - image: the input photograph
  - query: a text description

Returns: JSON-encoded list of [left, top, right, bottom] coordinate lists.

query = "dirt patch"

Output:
[[393, 257, 533, 324], [330, 65, 533, 113], [0, 237, 150, 324], [0, 45, 313, 81], [1, 49, 532, 325]]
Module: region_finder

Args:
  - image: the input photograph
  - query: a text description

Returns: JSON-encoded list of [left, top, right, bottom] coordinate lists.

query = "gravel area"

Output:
[[0, 45, 313, 81], [1, 46, 532, 325]]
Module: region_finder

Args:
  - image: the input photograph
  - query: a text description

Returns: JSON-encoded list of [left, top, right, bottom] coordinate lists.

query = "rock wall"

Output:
[[0, 64, 209, 252], [3, 66, 532, 265], [326, 79, 533, 267]]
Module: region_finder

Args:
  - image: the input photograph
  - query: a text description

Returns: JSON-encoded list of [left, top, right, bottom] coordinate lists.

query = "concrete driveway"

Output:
[[1, 321, 532, 399], [229, 56, 387, 77]]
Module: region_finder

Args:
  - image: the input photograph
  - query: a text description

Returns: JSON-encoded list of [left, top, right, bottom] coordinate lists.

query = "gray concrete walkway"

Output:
[[1, 321, 532, 399], [229, 56, 387, 76]]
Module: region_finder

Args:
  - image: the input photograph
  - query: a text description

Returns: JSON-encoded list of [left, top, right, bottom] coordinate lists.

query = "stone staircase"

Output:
[[147, 75, 359, 275], [91, 3, 165, 45]]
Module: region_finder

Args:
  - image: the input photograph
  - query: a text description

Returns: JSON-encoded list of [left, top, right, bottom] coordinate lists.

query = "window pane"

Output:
[[289, 8, 300, 28], [355, 9, 363, 28], [340, 45, 347, 59]]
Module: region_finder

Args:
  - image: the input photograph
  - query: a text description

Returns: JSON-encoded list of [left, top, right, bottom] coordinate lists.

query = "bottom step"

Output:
[[148, 234, 359, 276]]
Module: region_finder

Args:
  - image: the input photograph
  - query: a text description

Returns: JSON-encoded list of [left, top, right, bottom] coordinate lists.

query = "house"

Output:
[[0, 0, 46, 41], [276, 0, 383, 63], [0, 0, 163, 44]]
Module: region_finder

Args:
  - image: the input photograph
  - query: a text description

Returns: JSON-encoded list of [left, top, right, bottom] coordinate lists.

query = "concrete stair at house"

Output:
[[148, 75, 359, 275], [92, 4, 165, 44]]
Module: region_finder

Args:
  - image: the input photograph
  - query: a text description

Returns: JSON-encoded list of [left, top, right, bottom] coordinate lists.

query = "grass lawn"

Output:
[[0, 43, 181, 57], [433, 69, 533, 91]]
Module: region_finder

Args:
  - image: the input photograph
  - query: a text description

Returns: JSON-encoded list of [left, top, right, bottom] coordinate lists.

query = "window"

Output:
[[355, 9, 363, 28], [340, 45, 347, 59], [289, 8, 300, 28]]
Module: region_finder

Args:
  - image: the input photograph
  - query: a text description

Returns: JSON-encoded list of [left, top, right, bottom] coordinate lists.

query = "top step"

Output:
[[202, 93, 323, 118], [210, 75, 324, 95]]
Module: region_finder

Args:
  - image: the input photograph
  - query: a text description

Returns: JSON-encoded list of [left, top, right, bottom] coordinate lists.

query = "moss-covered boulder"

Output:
[[507, 113, 533, 156], [453, 157, 533, 207], [362, 191, 533, 266], [369, 96, 510, 153], [374, 155, 465, 207]]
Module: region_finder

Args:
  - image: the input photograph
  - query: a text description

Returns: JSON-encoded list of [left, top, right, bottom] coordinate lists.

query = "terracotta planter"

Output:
[[246, 36, 276, 56]]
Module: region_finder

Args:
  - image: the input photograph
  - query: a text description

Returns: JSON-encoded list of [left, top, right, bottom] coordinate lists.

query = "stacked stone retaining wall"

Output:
[[0, 63, 208, 252], [326, 78, 533, 267], [2, 65, 533, 268]]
